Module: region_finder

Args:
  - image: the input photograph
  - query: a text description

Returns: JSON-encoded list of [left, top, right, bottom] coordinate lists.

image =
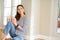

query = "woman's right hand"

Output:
[[11, 18, 17, 26]]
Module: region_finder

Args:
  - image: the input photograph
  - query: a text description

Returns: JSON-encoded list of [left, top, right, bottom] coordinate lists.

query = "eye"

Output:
[[18, 9, 20, 10], [21, 8, 22, 9]]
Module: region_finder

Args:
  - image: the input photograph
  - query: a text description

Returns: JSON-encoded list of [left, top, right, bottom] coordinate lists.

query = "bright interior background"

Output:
[[0, 0, 60, 40]]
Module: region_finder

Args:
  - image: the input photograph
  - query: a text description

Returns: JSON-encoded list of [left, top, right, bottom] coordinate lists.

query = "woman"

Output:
[[3, 5, 27, 40]]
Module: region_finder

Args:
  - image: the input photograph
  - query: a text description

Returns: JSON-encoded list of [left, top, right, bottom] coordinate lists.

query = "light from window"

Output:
[[3, 0, 21, 25]]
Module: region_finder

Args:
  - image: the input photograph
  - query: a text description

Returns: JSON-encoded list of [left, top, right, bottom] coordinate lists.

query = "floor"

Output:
[[0, 29, 44, 40], [0, 29, 3, 40], [34, 38, 44, 40]]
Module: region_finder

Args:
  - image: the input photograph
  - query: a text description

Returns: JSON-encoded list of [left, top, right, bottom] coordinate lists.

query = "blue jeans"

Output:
[[3, 21, 24, 40]]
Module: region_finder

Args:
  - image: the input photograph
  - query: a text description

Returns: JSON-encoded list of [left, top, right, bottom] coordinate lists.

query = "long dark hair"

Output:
[[15, 5, 25, 21]]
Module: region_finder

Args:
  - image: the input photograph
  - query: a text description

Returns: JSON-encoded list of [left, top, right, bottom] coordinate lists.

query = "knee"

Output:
[[7, 21, 13, 25], [7, 21, 14, 26]]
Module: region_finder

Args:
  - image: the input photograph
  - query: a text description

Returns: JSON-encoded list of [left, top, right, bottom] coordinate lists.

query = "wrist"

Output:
[[15, 24, 19, 27], [14, 23, 17, 26]]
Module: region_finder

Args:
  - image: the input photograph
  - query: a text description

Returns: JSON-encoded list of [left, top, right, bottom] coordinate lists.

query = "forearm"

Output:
[[16, 25, 23, 31]]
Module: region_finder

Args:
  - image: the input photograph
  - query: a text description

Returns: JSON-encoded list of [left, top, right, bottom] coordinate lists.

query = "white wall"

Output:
[[40, 0, 51, 36], [21, 0, 31, 35], [21, 0, 41, 39], [49, 0, 60, 40], [0, 0, 3, 27], [0, 0, 60, 40], [31, 0, 60, 40], [31, 0, 40, 35]]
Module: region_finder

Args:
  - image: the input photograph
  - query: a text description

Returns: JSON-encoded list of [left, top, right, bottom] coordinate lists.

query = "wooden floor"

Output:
[[0, 29, 3, 40], [34, 38, 44, 40]]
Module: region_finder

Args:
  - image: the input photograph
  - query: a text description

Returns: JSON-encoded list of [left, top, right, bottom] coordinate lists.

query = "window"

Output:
[[57, 0, 60, 33], [3, 0, 21, 25]]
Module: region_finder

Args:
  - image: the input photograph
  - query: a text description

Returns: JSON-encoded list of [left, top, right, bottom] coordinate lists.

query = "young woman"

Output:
[[3, 5, 28, 40]]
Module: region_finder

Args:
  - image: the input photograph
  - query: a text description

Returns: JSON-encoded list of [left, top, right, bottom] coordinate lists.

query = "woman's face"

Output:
[[17, 6, 24, 15]]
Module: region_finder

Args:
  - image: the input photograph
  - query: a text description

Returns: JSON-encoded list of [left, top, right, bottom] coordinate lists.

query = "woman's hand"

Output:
[[11, 18, 22, 30], [11, 18, 17, 26]]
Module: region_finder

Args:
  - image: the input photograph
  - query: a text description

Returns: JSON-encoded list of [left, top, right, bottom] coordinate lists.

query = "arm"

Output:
[[11, 18, 22, 30], [11, 18, 17, 26], [23, 16, 29, 35], [17, 16, 28, 31], [17, 25, 24, 31]]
